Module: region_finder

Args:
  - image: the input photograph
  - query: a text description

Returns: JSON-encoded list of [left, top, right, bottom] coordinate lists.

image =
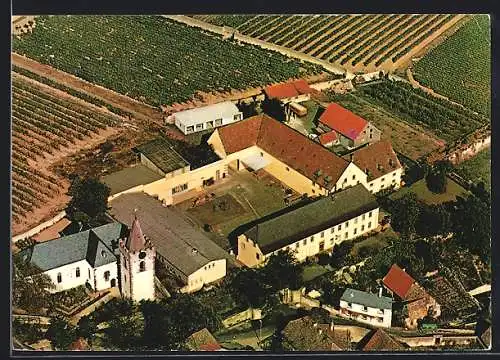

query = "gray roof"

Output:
[[19, 223, 126, 272], [109, 192, 229, 278], [244, 184, 379, 254], [175, 101, 240, 127], [341, 288, 393, 310], [101, 164, 163, 195], [136, 138, 190, 175]]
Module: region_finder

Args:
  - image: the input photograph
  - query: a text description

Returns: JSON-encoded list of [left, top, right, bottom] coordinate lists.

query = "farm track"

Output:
[[11, 53, 165, 124]]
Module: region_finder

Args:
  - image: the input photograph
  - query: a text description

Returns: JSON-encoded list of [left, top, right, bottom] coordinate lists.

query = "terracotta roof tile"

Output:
[[360, 329, 405, 351], [264, 79, 313, 100], [346, 141, 402, 181], [216, 114, 349, 189], [383, 264, 415, 299], [125, 217, 147, 252], [319, 131, 337, 145], [185, 328, 221, 351], [319, 103, 368, 140]]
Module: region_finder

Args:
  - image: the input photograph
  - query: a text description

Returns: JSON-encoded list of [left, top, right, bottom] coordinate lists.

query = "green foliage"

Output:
[[413, 15, 491, 117], [45, 317, 78, 350], [263, 250, 304, 291], [389, 193, 421, 238], [228, 268, 272, 308], [237, 101, 258, 119], [329, 242, 354, 269], [103, 314, 144, 350], [426, 161, 452, 194], [66, 176, 110, 220], [76, 315, 98, 344], [12, 255, 55, 313], [12, 16, 323, 107], [12, 319, 45, 344], [455, 148, 491, 192]]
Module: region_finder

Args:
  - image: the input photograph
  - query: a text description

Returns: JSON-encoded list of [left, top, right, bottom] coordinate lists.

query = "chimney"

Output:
[[379, 287, 383, 298]]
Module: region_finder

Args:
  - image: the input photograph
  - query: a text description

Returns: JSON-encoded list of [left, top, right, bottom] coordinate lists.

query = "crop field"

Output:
[[192, 14, 460, 72], [455, 148, 491, 191], [413, 15, 490, 117], [11, 73, 121, 234], [12, 16, 324, 107], [357, 80, 488, 143]]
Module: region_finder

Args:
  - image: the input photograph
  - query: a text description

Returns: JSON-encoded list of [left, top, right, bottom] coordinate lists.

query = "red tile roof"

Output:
[[360, 329, 405, 351], [383, 264, 415, 299], [198, 343, 222, 351], [319, 103, 368, 140], [216, 114, 350, 189], [319, 131, 337, 145], [125, 217, 147, 252], [264, 79, 313, 100], [346, 140, 402, 181]]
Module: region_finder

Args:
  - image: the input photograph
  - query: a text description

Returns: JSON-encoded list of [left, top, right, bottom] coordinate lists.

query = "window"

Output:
[[338, 225, 342, 231], [381, 177, 385, 182], [330, 238, 334, 244], [242, 243, 246, 249], [234, 114, 241, 121], [343, 178, 347, 183], [172, 183, 188, 194], [346, 221, 349, 227], [368, 222, 372, 228], [214, 118, 223, 126], [206, 121, 214, 128], [104, 271, 110, 281], [76, 267, 80, 278], [331, 228, 335, 234], [378, 318, 383, 323], [344, 232, 348, 239], [381, 184, 385, 189], [392, 178, 396, 183], [354, 228, 357, 235], [286, 167, 290, 171], [393, 172, 396, 177], [370, 134, 373, 139], [362, 214, 366, 220], [256, 253, 260, 260], [139, 261, 145, 272], [321, 231, 324, 238], [369, 183, 373, 187], [312, 189, 315, 194], [352, 175, 356, 180], [186, 125, 194, 133], [57, 273, 62, 283], [310, 236, 314, 243], [295, 243, 299, 249], [369, 211, 372, 218], [347, 302, 352, 308], [303, 239, 307, 246], [361, 225, 365, 231], [260, 152, 264, 157]]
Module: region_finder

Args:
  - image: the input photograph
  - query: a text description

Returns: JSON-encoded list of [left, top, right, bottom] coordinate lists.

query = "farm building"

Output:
[[208, 114, 368, 198], [318, 131, 338, 147], [344, 141, 403, 193], [17, 223, 128, 293], [281, 316, 352, 351], [236, 184, 379, 267], [109, 192, 230, 293], [339, 288, 393, 328], [135, 137, 191, 177], [171, 101, 243, 135], [383, 264, 441, 330], [264, 79, 314, 104], [318, 103, 381, 149]]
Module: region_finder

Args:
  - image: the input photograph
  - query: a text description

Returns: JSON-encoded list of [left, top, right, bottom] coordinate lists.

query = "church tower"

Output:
[[119, 215, 155, 302]]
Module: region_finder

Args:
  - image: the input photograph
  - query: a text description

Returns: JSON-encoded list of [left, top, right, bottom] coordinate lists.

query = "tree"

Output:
[[100, 140, 114, 154], [229, 268, 272, 308], [46, 317, 78, 350], [263, 250, 304, 291], [261, 97, 286, 122], [66, 177, 111, 220], [103, 314, 144, 350], [425, 160, 452, 194], [77, 315, 98, 345], [416, 203, 452, 237], [330, 242, 354, 269], [12, 255, 55, 313], [237, 101, 258, 119], [390, 193, 421, 238], [452, 194, 491, 264]]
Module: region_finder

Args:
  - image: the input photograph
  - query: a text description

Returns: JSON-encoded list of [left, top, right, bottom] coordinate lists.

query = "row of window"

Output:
[[204, 263, 215, 271], [172, 183, 188, 194], [56, 269, 111, 283], [185, 115, 241, 133]]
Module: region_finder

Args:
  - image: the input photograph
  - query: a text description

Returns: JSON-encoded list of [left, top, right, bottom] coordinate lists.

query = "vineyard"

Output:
[[357, 79, 489, 142], [190, 14, 460, 72], [413, 15, 491, 117], [12, 15, 324, 107], [11, 73, 121, 234]]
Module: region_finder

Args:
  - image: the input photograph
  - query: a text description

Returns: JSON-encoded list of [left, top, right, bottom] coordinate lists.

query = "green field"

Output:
[[390, 178, 469, 205], [413, 15, 491, 117], [12, 16, 324, 107], [455, 148, 491, 191]]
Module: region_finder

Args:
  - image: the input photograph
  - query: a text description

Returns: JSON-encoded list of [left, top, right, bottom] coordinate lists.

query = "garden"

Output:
[[390, 178, 469, 205], [12, 16, 324, 107], [454, 148, 491, 192], [413, 15, 491, 117]]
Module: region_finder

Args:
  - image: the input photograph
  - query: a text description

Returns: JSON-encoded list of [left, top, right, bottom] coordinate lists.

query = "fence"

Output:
[[12, 211, 67, 243]]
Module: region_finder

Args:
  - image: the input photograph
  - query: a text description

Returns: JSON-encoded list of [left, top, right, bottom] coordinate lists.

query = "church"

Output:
[[18, 216, 156, 303]]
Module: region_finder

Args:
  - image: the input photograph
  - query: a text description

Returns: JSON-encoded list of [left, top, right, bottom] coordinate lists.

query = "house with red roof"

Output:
[[264, 79, 314, 104], [383, 264, 441, 329], [343, 140, 403, 194], [207, 114, 369, 198], [318, 103, 381, 149]]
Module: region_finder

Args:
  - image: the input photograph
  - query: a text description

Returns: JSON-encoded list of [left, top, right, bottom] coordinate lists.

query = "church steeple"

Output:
[[125, 214, 147, 252]]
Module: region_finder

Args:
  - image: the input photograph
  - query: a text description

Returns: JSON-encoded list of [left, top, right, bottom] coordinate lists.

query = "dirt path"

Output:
[[12, 53, 165, 124]]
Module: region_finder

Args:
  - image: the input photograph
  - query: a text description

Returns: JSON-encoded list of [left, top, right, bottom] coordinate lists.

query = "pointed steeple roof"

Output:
[[125, 215, 147, 252]]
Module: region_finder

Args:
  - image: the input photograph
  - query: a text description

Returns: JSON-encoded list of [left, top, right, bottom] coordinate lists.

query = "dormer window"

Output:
[[101, 250, 106, 258]]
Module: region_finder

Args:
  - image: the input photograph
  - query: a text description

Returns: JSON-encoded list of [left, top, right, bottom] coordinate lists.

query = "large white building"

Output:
[[339, 288, 393, 328], [18, 223, 128, 293], [172, 101, 243, 135], [236, 184, 380, 267]]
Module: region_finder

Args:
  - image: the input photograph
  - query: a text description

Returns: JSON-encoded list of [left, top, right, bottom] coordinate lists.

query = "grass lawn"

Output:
[[390, 178, 469, 205], [302, 264, 330, 282], [350, 229, 397, 257], [298, 100, 320, 133], [187, 194, 246, 226], [455, 148, 491, 191]]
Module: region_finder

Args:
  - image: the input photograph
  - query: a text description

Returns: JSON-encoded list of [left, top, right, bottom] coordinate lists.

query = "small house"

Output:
[[339, 288, 393, 328]]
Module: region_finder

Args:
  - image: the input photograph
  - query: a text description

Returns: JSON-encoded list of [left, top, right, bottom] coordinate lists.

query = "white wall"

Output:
[[120, 246, 156, 302], [367, 168, 403, 194], [182, 258, 227, 293], [94, 261, 119, 291], [334, 162, 369, 192], [340, 300, 392, 328], [44, 259, 93, 293], [175, 111, 243, 135]]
